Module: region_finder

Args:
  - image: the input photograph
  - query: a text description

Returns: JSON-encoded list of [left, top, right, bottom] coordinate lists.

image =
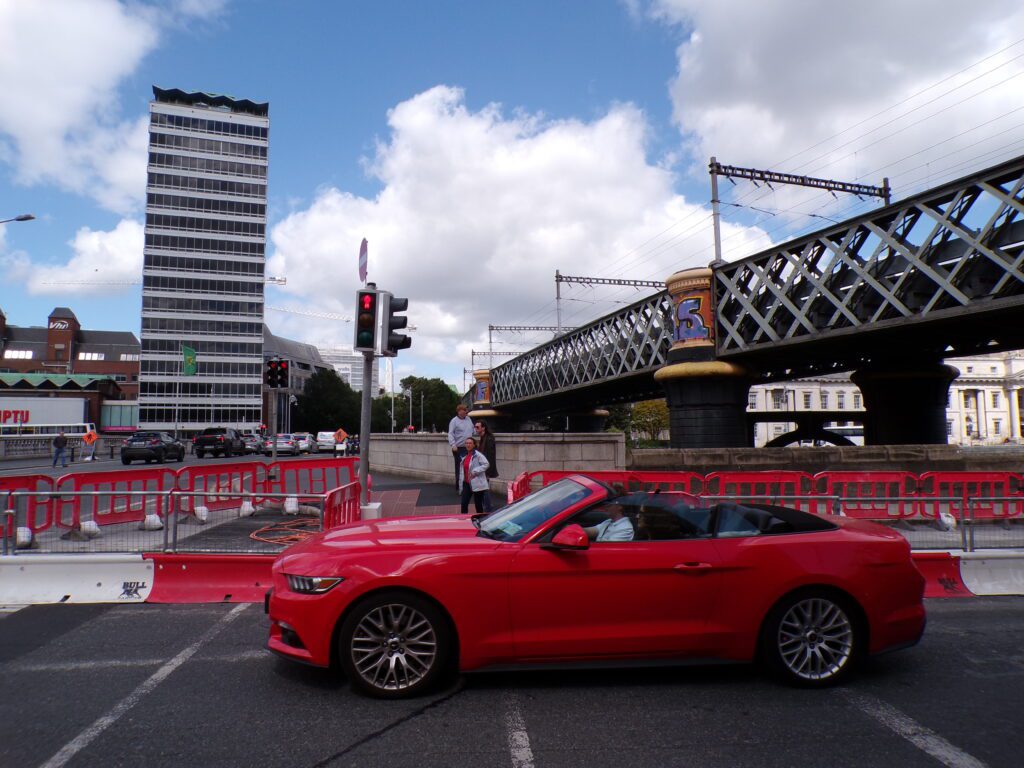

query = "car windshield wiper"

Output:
[[476, 528, 501, 540]]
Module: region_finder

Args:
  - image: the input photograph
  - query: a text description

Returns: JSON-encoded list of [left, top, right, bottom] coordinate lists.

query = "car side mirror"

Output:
[[543, 524, 590, 551]]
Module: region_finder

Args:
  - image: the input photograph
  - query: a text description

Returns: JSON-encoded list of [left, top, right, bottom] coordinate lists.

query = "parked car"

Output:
[[263, 433, 300, 456], [121, 431, 186, 465], [242, 434, 263, 454], [293, 432, 314, 453], [193, 427, 246, 458], [316, 431, 336, 453], [267, 474, 926, 698]]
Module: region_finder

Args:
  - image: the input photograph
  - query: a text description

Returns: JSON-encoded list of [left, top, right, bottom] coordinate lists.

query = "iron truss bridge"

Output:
[[489, 154, 1024, 411]]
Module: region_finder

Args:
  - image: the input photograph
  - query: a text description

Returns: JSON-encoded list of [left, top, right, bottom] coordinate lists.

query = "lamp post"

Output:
[[0, 214, 35, 224]]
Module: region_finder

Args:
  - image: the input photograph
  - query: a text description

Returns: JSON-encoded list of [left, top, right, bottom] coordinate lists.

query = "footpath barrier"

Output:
[[177, 462, 269, 514], [323, 481, 361, 529], [54, 467, 178, 531], [1, 474, 55, 538]]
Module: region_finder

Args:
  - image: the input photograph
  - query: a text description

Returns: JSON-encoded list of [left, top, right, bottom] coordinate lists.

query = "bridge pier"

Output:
[[852, 361, 959, 445], [656, 267, 753, 448], [468, 368, 517, 431]]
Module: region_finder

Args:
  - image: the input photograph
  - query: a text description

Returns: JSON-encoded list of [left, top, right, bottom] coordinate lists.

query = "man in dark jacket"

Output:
[[52, 432, 68, 469]]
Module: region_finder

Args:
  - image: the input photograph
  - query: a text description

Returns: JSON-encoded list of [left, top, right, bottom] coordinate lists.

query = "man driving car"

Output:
[[582, 503, 634, 542]]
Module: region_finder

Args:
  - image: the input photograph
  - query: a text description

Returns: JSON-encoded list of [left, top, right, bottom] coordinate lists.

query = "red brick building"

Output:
[[0, 307, 140, 397]]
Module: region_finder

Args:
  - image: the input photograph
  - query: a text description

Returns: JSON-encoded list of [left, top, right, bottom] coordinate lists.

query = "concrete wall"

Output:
[[368, 432, 626, 492]]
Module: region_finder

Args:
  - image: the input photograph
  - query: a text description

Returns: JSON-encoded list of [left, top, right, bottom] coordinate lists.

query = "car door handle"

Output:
[[674, 562, 714, 574]]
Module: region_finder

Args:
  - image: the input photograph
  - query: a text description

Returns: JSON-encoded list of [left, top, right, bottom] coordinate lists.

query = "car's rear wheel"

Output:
[[121, 457, 131, 465], [338, 593, 451, 699], [760, 590, 860, 687], [196, 450, 205, 459]]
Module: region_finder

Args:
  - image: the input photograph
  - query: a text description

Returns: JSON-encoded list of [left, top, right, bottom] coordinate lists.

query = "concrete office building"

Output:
[[138, 87, 269, 433], [318, 345, 379, 393]]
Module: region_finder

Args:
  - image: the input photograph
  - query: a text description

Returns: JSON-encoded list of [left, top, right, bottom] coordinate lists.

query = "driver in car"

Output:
[[583, 503, 634, 542]]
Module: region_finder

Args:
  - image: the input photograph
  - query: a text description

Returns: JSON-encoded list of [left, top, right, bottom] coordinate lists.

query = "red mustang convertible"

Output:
[[267, 475, 925, 698]]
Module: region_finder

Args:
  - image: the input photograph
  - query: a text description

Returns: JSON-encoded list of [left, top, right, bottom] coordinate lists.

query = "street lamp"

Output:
[[0, 214, 35, 224]]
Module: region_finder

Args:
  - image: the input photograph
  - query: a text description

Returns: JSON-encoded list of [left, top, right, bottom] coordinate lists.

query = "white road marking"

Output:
[[12, 649, 267, 672], [844, 690, 989, 768], [505, 693, 535, 768], [38, 603, 249, 768]]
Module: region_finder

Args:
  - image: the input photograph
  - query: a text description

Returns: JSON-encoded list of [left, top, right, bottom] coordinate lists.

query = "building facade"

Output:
[[263, 326, 332, 433], [138, 87, 269, 433], [748, 352, 1024, 446], [317, 345, 379, 393]]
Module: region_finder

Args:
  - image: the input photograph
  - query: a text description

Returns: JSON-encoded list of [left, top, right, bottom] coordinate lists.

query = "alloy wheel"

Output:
[[349, 602, 438, 692], [776, 597, 854, 682]]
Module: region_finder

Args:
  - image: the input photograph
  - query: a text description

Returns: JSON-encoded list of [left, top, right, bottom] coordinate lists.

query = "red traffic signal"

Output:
[[354, 288, 379, 353]]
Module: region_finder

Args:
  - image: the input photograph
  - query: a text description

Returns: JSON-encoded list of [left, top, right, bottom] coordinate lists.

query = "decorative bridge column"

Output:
[[468, 369, 514, 431], [851, 361, 959, 445], [654, 267, 752, 448]]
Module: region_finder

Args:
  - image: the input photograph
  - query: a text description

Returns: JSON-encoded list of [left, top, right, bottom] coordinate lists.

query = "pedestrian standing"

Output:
[[458, 437, 490, 514], [447, 404, 474, 489], [52, 432, 68, 469], [474, 421, 498, 512]]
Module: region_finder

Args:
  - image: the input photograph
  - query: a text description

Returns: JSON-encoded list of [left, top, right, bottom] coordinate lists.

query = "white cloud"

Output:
[[0, 0, 224, 215], [267, 86, 771, 379], [11, 219, 144, 296], [646, 0, 1024, 230]]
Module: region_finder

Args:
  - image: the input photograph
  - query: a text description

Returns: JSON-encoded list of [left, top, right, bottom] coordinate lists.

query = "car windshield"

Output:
[[200, 428, 226, 435], [478, 479, 593, 543], [131, 432, 160, 440]]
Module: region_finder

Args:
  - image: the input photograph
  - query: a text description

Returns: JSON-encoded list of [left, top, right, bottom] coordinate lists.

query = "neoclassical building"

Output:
[[748, 351, 1024, 446]]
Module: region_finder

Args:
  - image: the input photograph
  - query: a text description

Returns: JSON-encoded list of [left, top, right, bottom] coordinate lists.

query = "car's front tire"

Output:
[[121, 457, 131, 465], [338, 592, 452, 699], [760, 589, 861, 688]]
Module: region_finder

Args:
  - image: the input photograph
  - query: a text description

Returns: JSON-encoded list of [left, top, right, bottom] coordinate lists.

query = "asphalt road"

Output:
[[0, 598, 1021, 768]]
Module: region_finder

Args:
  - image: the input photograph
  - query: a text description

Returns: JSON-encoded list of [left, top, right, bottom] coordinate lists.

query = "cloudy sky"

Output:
[[2, 0, 1023, 390]]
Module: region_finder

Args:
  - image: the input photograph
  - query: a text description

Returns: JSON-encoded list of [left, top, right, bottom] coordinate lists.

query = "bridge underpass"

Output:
[[473, 153, 1024, 447]]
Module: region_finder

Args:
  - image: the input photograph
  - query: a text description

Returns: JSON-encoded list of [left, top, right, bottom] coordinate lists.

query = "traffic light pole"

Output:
[[270, 391, 278, 474], [358, 350, 373, 504]]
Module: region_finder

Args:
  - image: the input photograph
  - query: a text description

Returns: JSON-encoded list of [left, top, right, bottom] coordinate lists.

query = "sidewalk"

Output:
[[371, 472, 504, 517], [0, 454, 119, 476]]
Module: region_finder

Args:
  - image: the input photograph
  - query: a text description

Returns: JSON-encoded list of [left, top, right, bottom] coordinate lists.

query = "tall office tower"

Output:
[[138, 87, 269, 433]]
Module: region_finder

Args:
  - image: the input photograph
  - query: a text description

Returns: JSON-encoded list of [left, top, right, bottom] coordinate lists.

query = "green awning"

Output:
[[0, 373, 114, 388]]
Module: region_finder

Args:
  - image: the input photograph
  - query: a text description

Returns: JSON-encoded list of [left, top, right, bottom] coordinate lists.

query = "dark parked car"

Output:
[[193, 427, 246, 458], [121, 432, 186, 465]]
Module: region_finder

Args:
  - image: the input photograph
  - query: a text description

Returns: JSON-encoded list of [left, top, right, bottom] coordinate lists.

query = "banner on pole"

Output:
[[182, 345, 197, 376], [358, 238, 368, 283]]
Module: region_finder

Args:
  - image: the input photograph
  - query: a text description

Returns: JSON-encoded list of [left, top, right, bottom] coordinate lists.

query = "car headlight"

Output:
[[285, 574, 344, 594]]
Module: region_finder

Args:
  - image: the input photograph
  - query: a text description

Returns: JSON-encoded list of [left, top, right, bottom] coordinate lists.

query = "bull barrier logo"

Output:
[[119, 581, 147, 600]]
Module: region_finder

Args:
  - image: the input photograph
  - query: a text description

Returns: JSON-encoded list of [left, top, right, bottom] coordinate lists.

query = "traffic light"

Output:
[[381, 292, 412, 357], [264, 358, 290, 389], [265, 358, 280, 388], [354, 288, 379, 353]]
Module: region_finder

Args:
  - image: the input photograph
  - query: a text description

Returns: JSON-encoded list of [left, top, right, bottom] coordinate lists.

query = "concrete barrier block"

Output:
[[581, 443, 613, 461]]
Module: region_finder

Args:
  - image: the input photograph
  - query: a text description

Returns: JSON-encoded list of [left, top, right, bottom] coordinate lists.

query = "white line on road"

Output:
[[505, 693, 535, 768], [12, 649, 268, 673], [844, 690, 989, 768], [38, 603, 250, 768]]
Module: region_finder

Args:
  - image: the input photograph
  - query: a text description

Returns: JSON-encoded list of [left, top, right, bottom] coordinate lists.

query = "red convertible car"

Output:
[[267, 475, 925, 698]]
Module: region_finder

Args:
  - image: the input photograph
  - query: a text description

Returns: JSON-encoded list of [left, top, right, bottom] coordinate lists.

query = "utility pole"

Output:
[[707, 157, 891, 265], [555, 268, 562, 336]]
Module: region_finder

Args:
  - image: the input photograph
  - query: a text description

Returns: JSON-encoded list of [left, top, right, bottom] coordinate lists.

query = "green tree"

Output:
[[398, 376, 460, 433], [292, 370, 360, 434], [632, 399, 669, 443], [604, 403, 633, 433]]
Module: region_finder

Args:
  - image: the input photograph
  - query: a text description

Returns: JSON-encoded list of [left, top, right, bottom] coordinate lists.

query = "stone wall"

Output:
[[368, 432, 627, 492]]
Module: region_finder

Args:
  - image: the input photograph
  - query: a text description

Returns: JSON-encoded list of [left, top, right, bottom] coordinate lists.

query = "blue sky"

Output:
[[2, 0, 1024, 388]]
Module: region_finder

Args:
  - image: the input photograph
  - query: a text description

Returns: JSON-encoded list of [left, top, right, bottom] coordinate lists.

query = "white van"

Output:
[[316, 431, 336, 452]]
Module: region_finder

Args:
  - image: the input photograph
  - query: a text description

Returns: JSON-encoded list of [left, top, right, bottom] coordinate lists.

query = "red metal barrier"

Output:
[[323, 481, 361, 529], [507, 470, 648, 501], [913, 552, 973, 598], [176, 462, 269, 512], [627, 471, 704, 495], [918, 471, 1023, 520], [0, 474, 55, 534], [704, 471, 815, 510], [264, 457, 360, 500], [54, 468, 177, 529], [815, 471, 918, 519]]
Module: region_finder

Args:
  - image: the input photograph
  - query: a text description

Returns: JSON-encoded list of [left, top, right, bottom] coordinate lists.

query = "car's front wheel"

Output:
[[760, 589, 860, 688], [338, 592, 452, 699]]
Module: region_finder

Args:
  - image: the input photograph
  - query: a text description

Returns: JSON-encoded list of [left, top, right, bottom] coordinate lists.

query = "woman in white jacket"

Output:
[[458, 436, 491, 514]]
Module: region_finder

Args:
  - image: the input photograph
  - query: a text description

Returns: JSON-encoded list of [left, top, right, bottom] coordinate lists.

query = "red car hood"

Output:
[[275, 514, 495, 573]]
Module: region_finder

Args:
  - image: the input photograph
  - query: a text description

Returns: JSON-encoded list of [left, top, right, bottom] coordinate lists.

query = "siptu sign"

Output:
[[0, 409, 30, 425]]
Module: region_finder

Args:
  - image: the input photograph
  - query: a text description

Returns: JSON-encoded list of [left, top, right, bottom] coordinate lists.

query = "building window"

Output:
[[947, 392, 951, 408], [992, 392, 1000, 408], [120, 353, 140, 361], [77, 352, 106, 361], [853, 392, 861, 409], [772, 390, 787, 410], [991, 366, 998, 373], [837, 392, 846, 409], [947, 421, 953, 436], [994, 419, 1002, 435], [2, 350, 33, 359], [966, 366, 973, 373], [803, 392, 812, 409], [820, 391, 829, 409], [748, 392, 757, 409]]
